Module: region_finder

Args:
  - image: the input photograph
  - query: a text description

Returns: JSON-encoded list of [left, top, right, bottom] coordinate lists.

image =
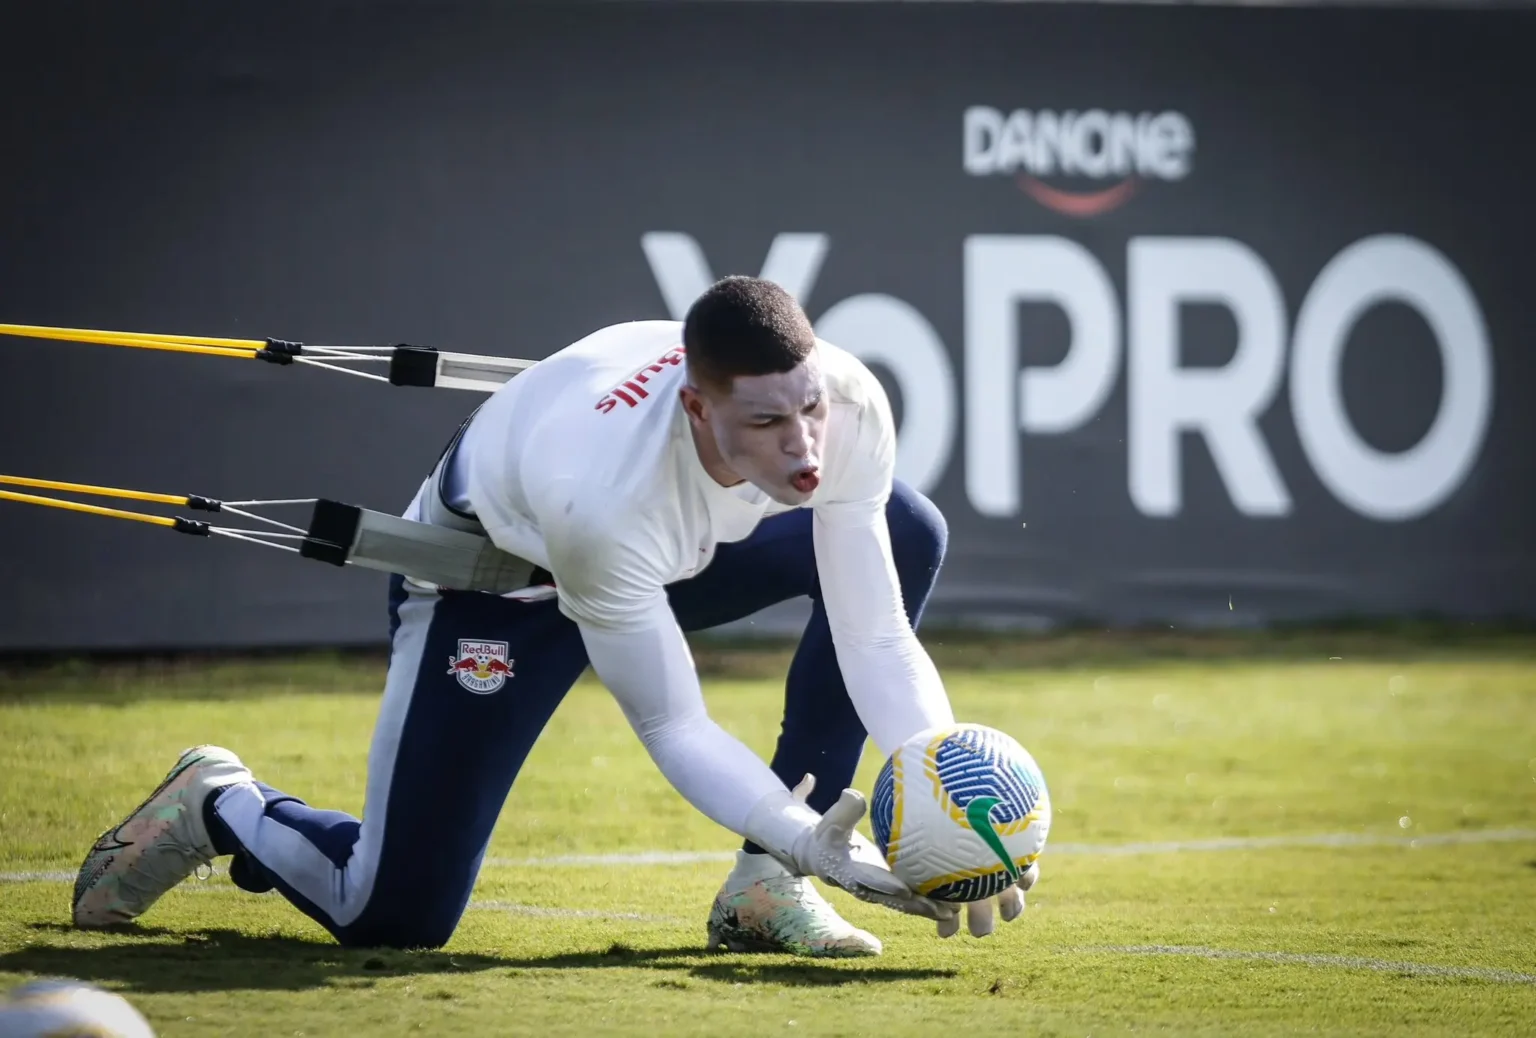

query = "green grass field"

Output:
[[2, 633, 1534, 1036]]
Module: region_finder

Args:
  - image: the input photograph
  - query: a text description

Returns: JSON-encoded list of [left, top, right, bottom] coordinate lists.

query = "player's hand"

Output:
[[936, 861, 1041, 939], [786, 775, 959, 926]]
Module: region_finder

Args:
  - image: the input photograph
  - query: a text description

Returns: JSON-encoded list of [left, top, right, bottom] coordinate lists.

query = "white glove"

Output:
[[936, 860, 1041, 939], [746, 774, 960, 925]]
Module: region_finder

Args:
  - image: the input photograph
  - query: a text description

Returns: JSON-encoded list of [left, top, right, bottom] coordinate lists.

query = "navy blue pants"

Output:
[[209, 481, 946, 948]]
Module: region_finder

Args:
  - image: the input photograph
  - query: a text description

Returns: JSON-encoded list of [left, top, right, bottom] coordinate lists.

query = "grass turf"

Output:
[[1, 635, 1534, 1036]]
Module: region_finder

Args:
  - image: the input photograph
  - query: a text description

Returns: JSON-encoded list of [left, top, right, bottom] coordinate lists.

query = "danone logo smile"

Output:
[[964, 105, 1195, 217]]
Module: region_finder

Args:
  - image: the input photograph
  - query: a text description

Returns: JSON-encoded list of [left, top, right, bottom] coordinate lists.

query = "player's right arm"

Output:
[[526, 475, 955, 924]]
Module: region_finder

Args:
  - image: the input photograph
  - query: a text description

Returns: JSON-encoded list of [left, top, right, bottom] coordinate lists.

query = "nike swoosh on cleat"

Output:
[[74, 752, 208, 906]]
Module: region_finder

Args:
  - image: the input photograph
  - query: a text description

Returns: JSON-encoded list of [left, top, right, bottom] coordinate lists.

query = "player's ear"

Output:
[[679, 384, 710, 426]]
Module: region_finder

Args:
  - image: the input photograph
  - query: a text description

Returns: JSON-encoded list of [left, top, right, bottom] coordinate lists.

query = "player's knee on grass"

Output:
[[337, 912, 459, 951], [330, 876, 474, 950]]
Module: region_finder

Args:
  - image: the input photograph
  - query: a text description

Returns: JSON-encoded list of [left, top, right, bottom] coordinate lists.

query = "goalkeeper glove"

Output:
[[745, 773, 960, 926]]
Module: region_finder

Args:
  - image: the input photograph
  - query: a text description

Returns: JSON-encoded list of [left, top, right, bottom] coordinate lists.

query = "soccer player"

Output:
[[71, 277, 1039, 956]]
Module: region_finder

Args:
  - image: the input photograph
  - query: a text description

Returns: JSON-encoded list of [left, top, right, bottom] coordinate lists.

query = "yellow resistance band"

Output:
[[0, 322, 264, 350], [0, 475, 191, 507], [0, 323, 269, 361], [0, 488, 178, 528]]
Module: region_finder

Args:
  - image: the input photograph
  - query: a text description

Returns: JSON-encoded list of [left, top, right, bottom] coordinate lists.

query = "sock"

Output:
[[201, 784, 246, 857], [722, 849, 793, 894], [228, 851, 276, 894], [201, 782, 281, 894]]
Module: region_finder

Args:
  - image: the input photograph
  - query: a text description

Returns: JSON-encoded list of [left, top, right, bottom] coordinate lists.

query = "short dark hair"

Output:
[[682, 276, 816, 391]]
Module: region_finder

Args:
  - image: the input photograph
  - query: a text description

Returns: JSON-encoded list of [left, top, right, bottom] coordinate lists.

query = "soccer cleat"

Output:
[[706, 875, 883, 958], [72, 745, 252, 928]]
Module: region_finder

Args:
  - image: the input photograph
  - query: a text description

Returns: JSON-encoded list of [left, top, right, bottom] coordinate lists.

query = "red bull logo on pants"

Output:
[[447, 639, 514, 694]]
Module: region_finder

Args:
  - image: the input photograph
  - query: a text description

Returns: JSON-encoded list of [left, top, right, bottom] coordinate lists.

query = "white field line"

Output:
[[1036, 826, 1536, 858], [1081, 945, 1536, 985], [0, 876, 673, 924], [5, 825, 1532, 883]]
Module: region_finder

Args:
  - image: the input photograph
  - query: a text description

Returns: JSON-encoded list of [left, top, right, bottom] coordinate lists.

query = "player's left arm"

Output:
[[811, 388, 953, 756], [811, 499, 955, 753], [813, 390, 1041, 939]]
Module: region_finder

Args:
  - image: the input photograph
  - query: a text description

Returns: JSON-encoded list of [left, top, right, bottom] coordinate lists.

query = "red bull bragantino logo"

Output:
[[964, 106, 1194, 217], [448, 639, 514, 693]]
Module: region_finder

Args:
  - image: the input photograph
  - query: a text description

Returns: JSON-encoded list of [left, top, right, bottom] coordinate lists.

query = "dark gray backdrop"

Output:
[[2, 1, 1532, 651]]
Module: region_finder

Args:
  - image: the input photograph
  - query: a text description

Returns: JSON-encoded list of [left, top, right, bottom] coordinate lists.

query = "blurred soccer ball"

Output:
[[870, 723, 1051, 902], [0, 979, 155, 1037]]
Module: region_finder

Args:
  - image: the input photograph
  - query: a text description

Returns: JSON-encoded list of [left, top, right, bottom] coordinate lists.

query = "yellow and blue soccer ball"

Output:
[[871, 723, 1051, 902], [0, 979, 156, 1037]]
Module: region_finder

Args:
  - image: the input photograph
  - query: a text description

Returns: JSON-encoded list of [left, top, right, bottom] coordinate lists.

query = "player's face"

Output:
[[694, 354, 829, 506]]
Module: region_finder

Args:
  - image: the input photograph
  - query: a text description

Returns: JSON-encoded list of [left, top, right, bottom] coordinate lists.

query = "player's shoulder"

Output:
[[504, 318, 687, 435], [515, 321, 693, 514], [559, 319, 683, 363], [816, 337, 890, 413], [814, 337, 897, 455]]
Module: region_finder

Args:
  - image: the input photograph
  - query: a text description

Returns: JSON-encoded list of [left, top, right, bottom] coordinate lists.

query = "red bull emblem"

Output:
[[447, 639, 514, 694]]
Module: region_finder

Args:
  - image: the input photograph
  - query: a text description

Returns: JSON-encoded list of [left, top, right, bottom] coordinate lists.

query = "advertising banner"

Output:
[[1, 1, 1531, 649]]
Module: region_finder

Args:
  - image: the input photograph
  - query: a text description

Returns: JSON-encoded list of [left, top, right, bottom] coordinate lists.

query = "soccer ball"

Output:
[[0, 979, 156, 1037], [870, 723, 1051, 902]]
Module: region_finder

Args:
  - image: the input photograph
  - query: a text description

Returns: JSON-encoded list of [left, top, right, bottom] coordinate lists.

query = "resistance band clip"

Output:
[[299, 499, 358, 567], [388, 345, 440, 388], [255, 338, 304, 366]]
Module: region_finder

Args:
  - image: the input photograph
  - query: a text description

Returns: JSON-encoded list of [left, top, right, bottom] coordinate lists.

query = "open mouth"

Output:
[[791, 470, 821, 495]]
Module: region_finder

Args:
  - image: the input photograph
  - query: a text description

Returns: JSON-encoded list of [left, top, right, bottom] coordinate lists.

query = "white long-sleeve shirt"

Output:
[[411, 319, 953, 846]]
